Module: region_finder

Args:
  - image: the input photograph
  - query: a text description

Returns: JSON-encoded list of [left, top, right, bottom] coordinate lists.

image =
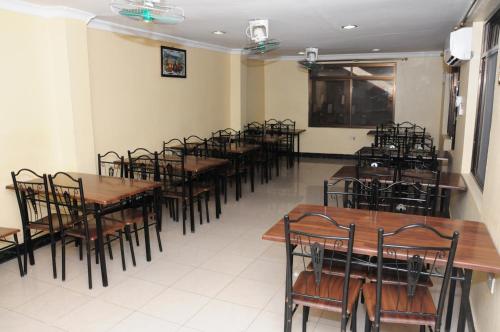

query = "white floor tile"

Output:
[[139, 288, 210, 325], [108, 311, 180, 331], [216, 277, 280, 309], [201, 252, 254, 276], [172, 268, 234, 297], [0, 278, 53, 309], [186, 299, 259, 332], [98, 276, 165, 309], [133, 258, 193, 286]]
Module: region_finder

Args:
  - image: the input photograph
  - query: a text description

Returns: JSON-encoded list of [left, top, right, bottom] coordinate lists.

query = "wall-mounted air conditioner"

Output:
[[444, 27, 472, 66]]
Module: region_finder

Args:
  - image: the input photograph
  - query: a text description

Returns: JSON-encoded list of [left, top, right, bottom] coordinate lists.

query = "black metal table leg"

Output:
[[250, 153, 255, 193], [214, 171, 221, 218], [445, 268, 457, 331], [297, 133, 301, 164], [235, 158, 240, 201], [457, 269, 473, 332], [188, 171, 195, 233], [94, 203, 108, 287], [142, 196, 151, 261]]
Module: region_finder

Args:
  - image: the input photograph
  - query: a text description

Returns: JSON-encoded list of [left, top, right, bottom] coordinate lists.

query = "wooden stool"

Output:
[[0, 227, 24, 277]]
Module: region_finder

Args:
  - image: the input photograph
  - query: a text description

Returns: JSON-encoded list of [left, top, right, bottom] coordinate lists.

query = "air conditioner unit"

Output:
[[444, 27, 472, 66]]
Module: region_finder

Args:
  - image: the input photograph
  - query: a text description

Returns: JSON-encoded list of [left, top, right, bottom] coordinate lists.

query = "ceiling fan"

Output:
[[244, 19, 280, 55], [110, 0, 185, 24], [298, 47, 319, 69]]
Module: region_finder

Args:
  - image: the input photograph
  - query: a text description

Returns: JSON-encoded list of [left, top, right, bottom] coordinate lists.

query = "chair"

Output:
[[11, 169, 62, 278], [284, 212, 362, 332], [244, 122, 271, 184], [125, 149, 163, 249], [97, 151, 124, 177], [374, 180, 433, 216], [324, 177, 375, 210], [159, 148, 210, 234], [280, 119, 296, 168], [184, 135, 209, 157], [49, 172, 128, 289], [0, 227, 23, 276], [363, 224, 459, 332], [163, 138, 185, 153]]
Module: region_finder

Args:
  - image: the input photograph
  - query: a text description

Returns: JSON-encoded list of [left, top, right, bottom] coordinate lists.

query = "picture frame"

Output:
[[161, 46, 186, 78]]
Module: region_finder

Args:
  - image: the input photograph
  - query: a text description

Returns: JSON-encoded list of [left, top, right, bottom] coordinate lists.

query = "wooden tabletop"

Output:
[[170, 143, 260, 155], [331, 166, 466, 191], [357, 146, 448, 162], [178, 155, 230, 173], [6, 172, 160, 206], [262, 204, 500, 274]]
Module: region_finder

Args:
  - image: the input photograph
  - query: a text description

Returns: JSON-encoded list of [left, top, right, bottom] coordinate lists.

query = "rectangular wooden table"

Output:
[[262, 204, 500, 332], [7, 172, 161, 287]]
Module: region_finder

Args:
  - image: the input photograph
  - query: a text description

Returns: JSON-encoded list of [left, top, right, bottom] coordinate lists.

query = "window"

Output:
[[308, 63, 395, 128], [471, 9, 500, 189]]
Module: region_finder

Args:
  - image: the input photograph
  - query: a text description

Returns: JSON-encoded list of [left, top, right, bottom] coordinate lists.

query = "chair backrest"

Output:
[[374, 180, 432, 216], [212, 128, 241, 145], [97, 151, 124, 178], [163, 138, 185, 154], [206, 136, 227, 158], [244, 122, 264, 144], [48, 172, 91, 236], [374, 224, 459, 331], [355, 165, 397, 183], [158, 148, 186, 197], [184, 135, 209, 158], [284, 212, 355, 325], [324, 177, 375, 210], [128, 148, 159, 181], [11, 169, 53, 230]]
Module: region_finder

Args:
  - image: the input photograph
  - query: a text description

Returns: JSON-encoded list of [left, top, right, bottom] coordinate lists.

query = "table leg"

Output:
[[457, 269, 473, 332], [214, 171, 221, 218], [94, 203, 108, 287], [445, 268, 457, 331], [235, 158, 240, 201], [275, 141, 280, 177], [142, 195, 151, 261], [188, 171, 195, 233], [250, 153, 255, 193], [297, 133, 301, 164]]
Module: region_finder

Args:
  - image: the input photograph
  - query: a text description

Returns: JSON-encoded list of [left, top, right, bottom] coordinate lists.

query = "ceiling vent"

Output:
[[444, 27, 472, 66]]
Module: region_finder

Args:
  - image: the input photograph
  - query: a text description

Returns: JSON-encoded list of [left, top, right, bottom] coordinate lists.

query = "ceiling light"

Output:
[[212, 30, 226, 35], [341, 24, 358, 30], [297, 51, 305, 55], [372, 48, 381, 52]]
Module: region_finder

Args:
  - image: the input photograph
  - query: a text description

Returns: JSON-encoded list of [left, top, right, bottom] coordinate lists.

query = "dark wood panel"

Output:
[[262, 204, 500, 274]]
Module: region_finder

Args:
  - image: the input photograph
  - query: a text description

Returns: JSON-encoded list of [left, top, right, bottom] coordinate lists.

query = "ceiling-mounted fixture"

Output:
[[110, 0, 185, 24], [444, 27, 472, 66], [372, 48, 381, 52], [212, 30, 226, 35], [298, 47, 319, 69], [243, 19, 280, 55], [341, 24, 358, 30]]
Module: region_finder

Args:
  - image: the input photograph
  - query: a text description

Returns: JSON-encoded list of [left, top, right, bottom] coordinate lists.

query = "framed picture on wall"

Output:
[[161, 46, 186, 78]]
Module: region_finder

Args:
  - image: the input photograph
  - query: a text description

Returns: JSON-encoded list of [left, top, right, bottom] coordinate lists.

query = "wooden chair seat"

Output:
[[65, 218, 125, 241], [363, 283, 437, 326], [29, 214, 74, 231], [292, 271, 362, 314], [0, 227, 20, 239], [367, 270, 433, 287], [306, 261, 368, 279], [104, 208, 154, 225]]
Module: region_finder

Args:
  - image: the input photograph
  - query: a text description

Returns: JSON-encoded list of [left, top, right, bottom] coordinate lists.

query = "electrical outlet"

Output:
[[487, 273, 495, 294]]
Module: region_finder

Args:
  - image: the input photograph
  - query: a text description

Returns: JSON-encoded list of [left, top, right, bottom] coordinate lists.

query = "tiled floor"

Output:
[[0, 160, 465, 331]]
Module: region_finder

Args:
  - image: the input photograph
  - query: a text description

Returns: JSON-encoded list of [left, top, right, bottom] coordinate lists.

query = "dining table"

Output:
[[356, 146, 449, 163], [262, 204, 500, 332], [6, 172, 161, 287]]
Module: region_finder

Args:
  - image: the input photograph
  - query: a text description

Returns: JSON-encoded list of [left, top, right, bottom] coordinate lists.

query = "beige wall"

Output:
[[260, 57, 445, 154], [246, 59, 265, 123], [87, 28, 231, 156], [0, 10, 94, 234], [446, 4, 500, 331]]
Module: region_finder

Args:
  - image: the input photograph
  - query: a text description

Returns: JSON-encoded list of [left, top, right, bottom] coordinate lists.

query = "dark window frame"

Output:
[[308, 62, 396, 129], [471, 8, 500, 190], [446, 67, 460, 150]]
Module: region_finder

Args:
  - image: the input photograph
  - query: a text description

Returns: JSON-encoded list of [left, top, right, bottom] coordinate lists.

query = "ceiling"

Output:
[[22, 0, 473, 55]]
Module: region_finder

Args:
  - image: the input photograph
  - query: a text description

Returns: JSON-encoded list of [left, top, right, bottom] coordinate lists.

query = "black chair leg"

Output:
[[156, 225, 163, 252], [95, 240, 99, 264], [205, 192, 210, 223], [198, 197, 203, 225], [125, 226, 136, 266], [364, 312, 371, 332], [61, 236, 66, 281], [302, 306, 310, 332], [351, 297, 358, 332], [13, 234, 24, 277], [86, 239, 92, 289], [118, 230, 126, 271], [49, 232, 57, 279], [419, 326, 425, 332], [133, 223, 140, 246], [79, 239, 83, 260], [106, 234, 113, 260]]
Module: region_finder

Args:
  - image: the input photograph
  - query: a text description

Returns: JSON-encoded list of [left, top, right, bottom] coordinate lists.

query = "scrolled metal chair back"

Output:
[[128, 149, 159, 182], [97, 151, 124, 178], [374, 224, 459, 331], [324, 177, 376, 210], [284, 212, 355, 327]]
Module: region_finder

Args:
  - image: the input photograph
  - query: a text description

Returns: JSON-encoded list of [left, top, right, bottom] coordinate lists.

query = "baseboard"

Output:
[[299, 152, 356, 160]]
